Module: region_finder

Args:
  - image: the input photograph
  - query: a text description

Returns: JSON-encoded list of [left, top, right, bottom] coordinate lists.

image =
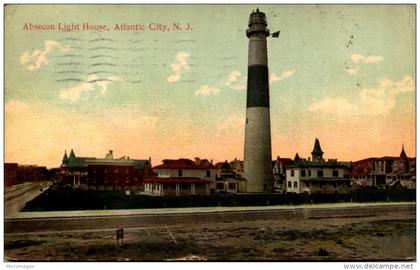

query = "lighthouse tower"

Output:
[[243, 9, 273, 192]]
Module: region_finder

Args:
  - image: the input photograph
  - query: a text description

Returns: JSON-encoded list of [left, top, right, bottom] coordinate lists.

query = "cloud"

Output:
[[196, 68, 295, 96], [308, 75, 415, 116], [345, 54, 382, 76], [351, 54, 384, 64], [308, 97, 355, 116], [167, 74, 180, 83], [194, 84, 221, 96], [20, 40, 71, 71], [167, 52, 190, 83], [59, 74, 121, 101], [269, 69, 295, 83], [345, 67, 359, 75], [195, 70, 245, 95], [227, 70, 241, 82], [224, 70, 246, 91], [359, 75, 414, 115]]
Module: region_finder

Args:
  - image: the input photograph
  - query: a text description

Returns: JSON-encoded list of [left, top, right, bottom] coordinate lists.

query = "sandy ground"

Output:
[[4, 206, 415, 261]]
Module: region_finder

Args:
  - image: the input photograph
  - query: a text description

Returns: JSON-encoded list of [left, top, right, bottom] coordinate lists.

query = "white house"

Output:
[[143, 158, 216, 196], [285, 139, 352, 194]]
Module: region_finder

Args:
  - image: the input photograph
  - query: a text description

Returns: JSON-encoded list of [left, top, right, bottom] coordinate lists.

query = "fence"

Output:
[[22, 187, 415, 211]]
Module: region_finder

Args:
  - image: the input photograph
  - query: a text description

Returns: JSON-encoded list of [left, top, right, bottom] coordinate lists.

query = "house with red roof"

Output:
[[143, 158, 216, 196], [349, 157, 376, 187], [349, 145, 415, 189], [272, 156, 294, 193]]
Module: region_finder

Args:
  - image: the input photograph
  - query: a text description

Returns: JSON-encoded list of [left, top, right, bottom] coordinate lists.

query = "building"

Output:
[[349, 158, 376, 187], [47, 167, 61, 183], [243, 9, 273, 192], [285, 139, 352, 194], [60, 149, 152, 191], [143, 158, 216, 196], [348, 145, 415, 189], [17, 165, 48, 182], [60, 149, 92, 186], [272, 156, 294, 193], [215, 160, 235, 180], [406, 157, 416, 189], [214, 160, 247, 193], [5, 163, 49, 187], [5, 163, 18, 186], [372, 156, 399, 187], [391, 145, 411, 182], [231, 158, 244, 178], [86, 151, 152, 191], [370, 146, 412, 188]]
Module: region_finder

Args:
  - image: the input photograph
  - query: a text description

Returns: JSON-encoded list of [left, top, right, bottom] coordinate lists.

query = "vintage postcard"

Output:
[[3, 4, 416, 265]]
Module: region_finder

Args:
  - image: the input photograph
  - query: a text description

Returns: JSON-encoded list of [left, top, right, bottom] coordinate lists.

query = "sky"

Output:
[[4, 4, 416, 168]]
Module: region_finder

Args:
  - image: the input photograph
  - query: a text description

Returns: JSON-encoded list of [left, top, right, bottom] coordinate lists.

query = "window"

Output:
[[288, 181, 292, 188], [308, 170, 311, 177], [206, 170, 211, 177], [301, 170, 306, 177], [293, 182, 298, 188], [178, 170, 183, 177], [291, 170, 295, 177], [228, 183, 236, 190], [317, 170, 324, 177], [216, 183, 224, 190], [333, 170, 339, 177]]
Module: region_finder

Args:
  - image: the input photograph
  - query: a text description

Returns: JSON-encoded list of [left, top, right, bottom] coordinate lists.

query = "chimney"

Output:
[[194, 157, 200, 164], [211, 159, 213, 165], [105, 150, 114, 159]]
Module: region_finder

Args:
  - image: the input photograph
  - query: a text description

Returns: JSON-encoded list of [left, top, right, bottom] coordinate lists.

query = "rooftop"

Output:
[[154, 158, 215, 170], [286, 160, 351, 169], [61, 149, 149, 168], [144, 177, 212, 183]]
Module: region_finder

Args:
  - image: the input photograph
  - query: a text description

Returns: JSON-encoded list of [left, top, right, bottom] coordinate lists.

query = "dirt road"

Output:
[[5, 181, 51, 218], [4, 203, 415, 261]]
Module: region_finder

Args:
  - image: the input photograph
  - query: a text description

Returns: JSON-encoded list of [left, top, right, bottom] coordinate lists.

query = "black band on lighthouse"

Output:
[[246, 64, 269, 108]]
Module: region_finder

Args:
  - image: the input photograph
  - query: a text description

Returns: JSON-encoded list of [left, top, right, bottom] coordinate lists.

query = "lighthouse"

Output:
[[243, 9, 273, 192]]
